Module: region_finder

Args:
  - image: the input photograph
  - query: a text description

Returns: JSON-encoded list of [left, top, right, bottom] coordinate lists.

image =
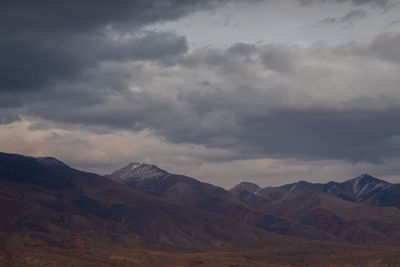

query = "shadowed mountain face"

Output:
[[230, 174, 400, 245], [230, 182, 261, 206], [0, 153, 312, 258], [109, 163, 400, 246], [258, 189, 400, 245]]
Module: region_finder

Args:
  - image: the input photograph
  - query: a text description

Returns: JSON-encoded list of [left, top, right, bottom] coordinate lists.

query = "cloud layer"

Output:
[[3, 29, 400, 165], [1, 0, 400, 184]]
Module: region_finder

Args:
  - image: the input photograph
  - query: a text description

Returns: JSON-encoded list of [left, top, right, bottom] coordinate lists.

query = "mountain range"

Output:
[[1, 152, 400, 266], [232, 173, 400, 208]]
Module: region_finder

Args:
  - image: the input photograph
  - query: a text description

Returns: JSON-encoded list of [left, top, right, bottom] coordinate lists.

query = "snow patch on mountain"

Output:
[[107, 162, 170, 184], [349, 174, 391, 197]]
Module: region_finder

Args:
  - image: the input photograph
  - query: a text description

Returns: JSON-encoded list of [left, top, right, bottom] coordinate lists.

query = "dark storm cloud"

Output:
[[0, 0, 388, 93], [0, 0, 245, 35], [0, 0, 251, 93], [24, 84, 400, 165], [0, 31, 188, 93], [166, 82, 400, 164], [0, 110, 20, 125], [230, 109, 399, 164], [20, 29, 400, 165]]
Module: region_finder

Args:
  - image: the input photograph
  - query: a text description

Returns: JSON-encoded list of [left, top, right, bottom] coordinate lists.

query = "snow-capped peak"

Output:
[[107, 162, 170, 184], [350, 174, 390, 197]]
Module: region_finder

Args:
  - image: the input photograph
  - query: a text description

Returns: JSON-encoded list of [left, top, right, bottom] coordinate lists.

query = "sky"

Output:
[[1, 0, 400, 188]]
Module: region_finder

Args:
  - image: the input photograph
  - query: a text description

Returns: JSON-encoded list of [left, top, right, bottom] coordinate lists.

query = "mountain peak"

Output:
[[346, 174, 391, 197], [36, 156, 68, 167], [358, 173, 376, 180], [107, 162, 170, 184], [230, 182, 260, 195], [349, 173, 388, 185]]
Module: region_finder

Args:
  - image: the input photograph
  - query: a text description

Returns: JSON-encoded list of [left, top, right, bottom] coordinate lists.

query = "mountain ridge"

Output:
[[0, 152, 307, 252], [232, 173, 400, 209], [107, 162, 339, 242]]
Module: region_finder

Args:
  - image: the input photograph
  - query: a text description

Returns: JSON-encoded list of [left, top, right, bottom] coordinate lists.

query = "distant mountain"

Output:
[[109, 163, 400, 245], [322, 174, 400, 208], [107, 163, 336, 241], [230, 182, 261, 205], [231, 174, 400, 245], [232, 174, 400, 209]]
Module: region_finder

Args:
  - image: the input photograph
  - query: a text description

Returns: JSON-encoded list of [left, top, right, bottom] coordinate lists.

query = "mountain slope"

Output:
[[231, 174, 400, 245], [260, 188, 400, 245], [2, 152, 400, 266], [0, 152, 311, 256], [108, 163, 338, 241], [230, 182, 262, 206]]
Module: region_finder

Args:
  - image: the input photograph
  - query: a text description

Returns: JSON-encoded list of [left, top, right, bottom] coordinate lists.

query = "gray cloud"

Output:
[[388, 20, 400, 27], [4, 29, 396, 166], [299, 0, 389, 7], [320, 10, 368, 26], [259, 44, 300, 73], [368, 30, 400, 63]]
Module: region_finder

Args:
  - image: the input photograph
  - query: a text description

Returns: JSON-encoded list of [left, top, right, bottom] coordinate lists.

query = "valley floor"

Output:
[[2, 243, 400, 267]]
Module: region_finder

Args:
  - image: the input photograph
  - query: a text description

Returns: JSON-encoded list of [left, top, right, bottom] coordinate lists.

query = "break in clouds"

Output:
[[1, 0, 400, 184]]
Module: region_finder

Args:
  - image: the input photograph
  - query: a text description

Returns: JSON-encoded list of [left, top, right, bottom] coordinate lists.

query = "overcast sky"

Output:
[[1, 0, 400, 188]]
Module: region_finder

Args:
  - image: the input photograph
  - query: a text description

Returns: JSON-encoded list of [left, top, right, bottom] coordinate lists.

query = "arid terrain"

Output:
[[1, 152, 400, 266]]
